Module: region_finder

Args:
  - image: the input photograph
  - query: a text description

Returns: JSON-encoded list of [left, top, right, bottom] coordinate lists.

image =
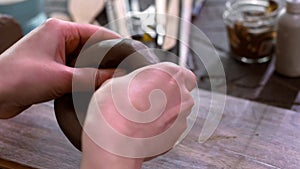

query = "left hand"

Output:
[[0, 19, 121, 118]]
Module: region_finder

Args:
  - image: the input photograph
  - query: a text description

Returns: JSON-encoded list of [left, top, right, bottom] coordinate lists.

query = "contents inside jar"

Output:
[[225, 0, 279, 62]]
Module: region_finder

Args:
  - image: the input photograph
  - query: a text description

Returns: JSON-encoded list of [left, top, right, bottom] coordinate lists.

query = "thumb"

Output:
[[69, 67, 124, 92]]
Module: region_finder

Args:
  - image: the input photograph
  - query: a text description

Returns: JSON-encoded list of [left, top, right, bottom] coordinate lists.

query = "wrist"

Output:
[[81, 132, 143, 169], [0, 53, 24, 118], [81, 151, 143, 169]]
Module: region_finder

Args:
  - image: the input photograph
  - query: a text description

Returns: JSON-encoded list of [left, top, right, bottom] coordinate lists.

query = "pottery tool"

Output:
[[155, 0, 167, 47], [112, 0, 131, 37], [192, 0, 206, 17], [162, 0, 180, 51], [179, 0, 193, 67], [68, 0, 104, 25]]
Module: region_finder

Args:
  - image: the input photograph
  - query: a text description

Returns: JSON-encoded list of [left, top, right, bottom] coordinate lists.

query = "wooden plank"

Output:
[[143, 90, 300, 169], [0, 89, 299, 168], [0, 102, 81, 169], [4, 1, 295, 168], [0, 158, 34, 169]]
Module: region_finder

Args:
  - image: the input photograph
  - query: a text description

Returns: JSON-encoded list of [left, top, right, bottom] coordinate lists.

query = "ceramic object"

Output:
[[54, 39, 159, 150], [0, 0, 47, 34], [0, 14, 22, 53]]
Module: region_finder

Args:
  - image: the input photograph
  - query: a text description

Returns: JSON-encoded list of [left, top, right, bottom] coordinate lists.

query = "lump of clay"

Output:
[[0, 14, 22, 54], [54, 39, 159, 150]]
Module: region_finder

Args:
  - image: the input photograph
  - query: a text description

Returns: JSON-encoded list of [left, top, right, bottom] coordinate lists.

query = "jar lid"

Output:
[[223, 0, 281, 28], [287, 0, 300, 13]]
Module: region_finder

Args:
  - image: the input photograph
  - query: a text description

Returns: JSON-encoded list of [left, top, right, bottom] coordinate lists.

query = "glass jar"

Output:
[[223, 0, 282, 64]]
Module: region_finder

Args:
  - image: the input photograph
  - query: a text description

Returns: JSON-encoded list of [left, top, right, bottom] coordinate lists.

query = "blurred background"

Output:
[[1, 0, 299, 112]]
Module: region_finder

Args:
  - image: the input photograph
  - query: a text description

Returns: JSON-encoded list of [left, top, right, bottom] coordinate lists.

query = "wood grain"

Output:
[[0, 102, 81, 169], [143, 90, 300, 169], [1, 0, 296, 168], [0, 90, 300, 169]]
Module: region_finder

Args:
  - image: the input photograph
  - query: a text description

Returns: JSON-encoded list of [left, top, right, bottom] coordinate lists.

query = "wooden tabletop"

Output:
[[0, 0, 299, 168], [1, 90, 300, 169]]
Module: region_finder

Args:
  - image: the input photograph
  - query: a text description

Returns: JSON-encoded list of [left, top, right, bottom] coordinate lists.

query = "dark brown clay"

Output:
[[0, 14, 22, 54], [54, 39, 159, 150]]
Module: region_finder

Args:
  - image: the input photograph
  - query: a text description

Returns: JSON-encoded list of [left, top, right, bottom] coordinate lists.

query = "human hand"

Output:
[[0, 19, 121, 118], [81, 62, 196, 169]]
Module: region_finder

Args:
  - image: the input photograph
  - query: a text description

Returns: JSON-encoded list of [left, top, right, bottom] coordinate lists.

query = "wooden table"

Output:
[[0, 0, 299, 168], [1, 90, 300, 169]]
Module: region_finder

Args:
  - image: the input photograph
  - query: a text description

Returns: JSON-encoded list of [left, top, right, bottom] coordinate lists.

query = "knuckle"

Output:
[[169, 76, 179, 85], [189, 72, 197, 84], [157, 62, 180, 73], [186, 94, 195, 108], [189, 98, 195, 108], [179, 121, 188, 134], [44, 18, 61, 27], [159, 62, 178, 68], [183, 69, 197, 90], [42, 18, 65, 34], [189, 93, 195, 102]]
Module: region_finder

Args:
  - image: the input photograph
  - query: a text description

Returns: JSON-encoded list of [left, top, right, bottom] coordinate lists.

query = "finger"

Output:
[[61, 21, 121, 55], [173, 66, 197, 92], [70, 67, 120, 92], [183, 68, 197, 91], [153, 62, 196, 91], [180, 94, 195, 117]]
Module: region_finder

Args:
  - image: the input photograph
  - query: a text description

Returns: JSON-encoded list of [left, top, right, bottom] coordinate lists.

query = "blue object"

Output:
[[0, 0, 47, 34]]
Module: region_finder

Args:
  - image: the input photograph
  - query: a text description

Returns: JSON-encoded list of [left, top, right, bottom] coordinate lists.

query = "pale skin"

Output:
[[0, 19, 196, 169]]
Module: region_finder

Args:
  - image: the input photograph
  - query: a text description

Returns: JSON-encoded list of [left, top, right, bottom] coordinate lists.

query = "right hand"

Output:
[[81, 62, 196, 169]]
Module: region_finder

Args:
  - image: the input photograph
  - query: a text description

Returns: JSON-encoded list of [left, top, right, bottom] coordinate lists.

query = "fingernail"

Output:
[[114, 69, 127, 77]]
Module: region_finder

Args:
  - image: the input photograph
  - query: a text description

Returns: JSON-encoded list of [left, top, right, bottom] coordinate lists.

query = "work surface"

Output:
[[0, 89, 299, 169], [0, 0, 299, 168]]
